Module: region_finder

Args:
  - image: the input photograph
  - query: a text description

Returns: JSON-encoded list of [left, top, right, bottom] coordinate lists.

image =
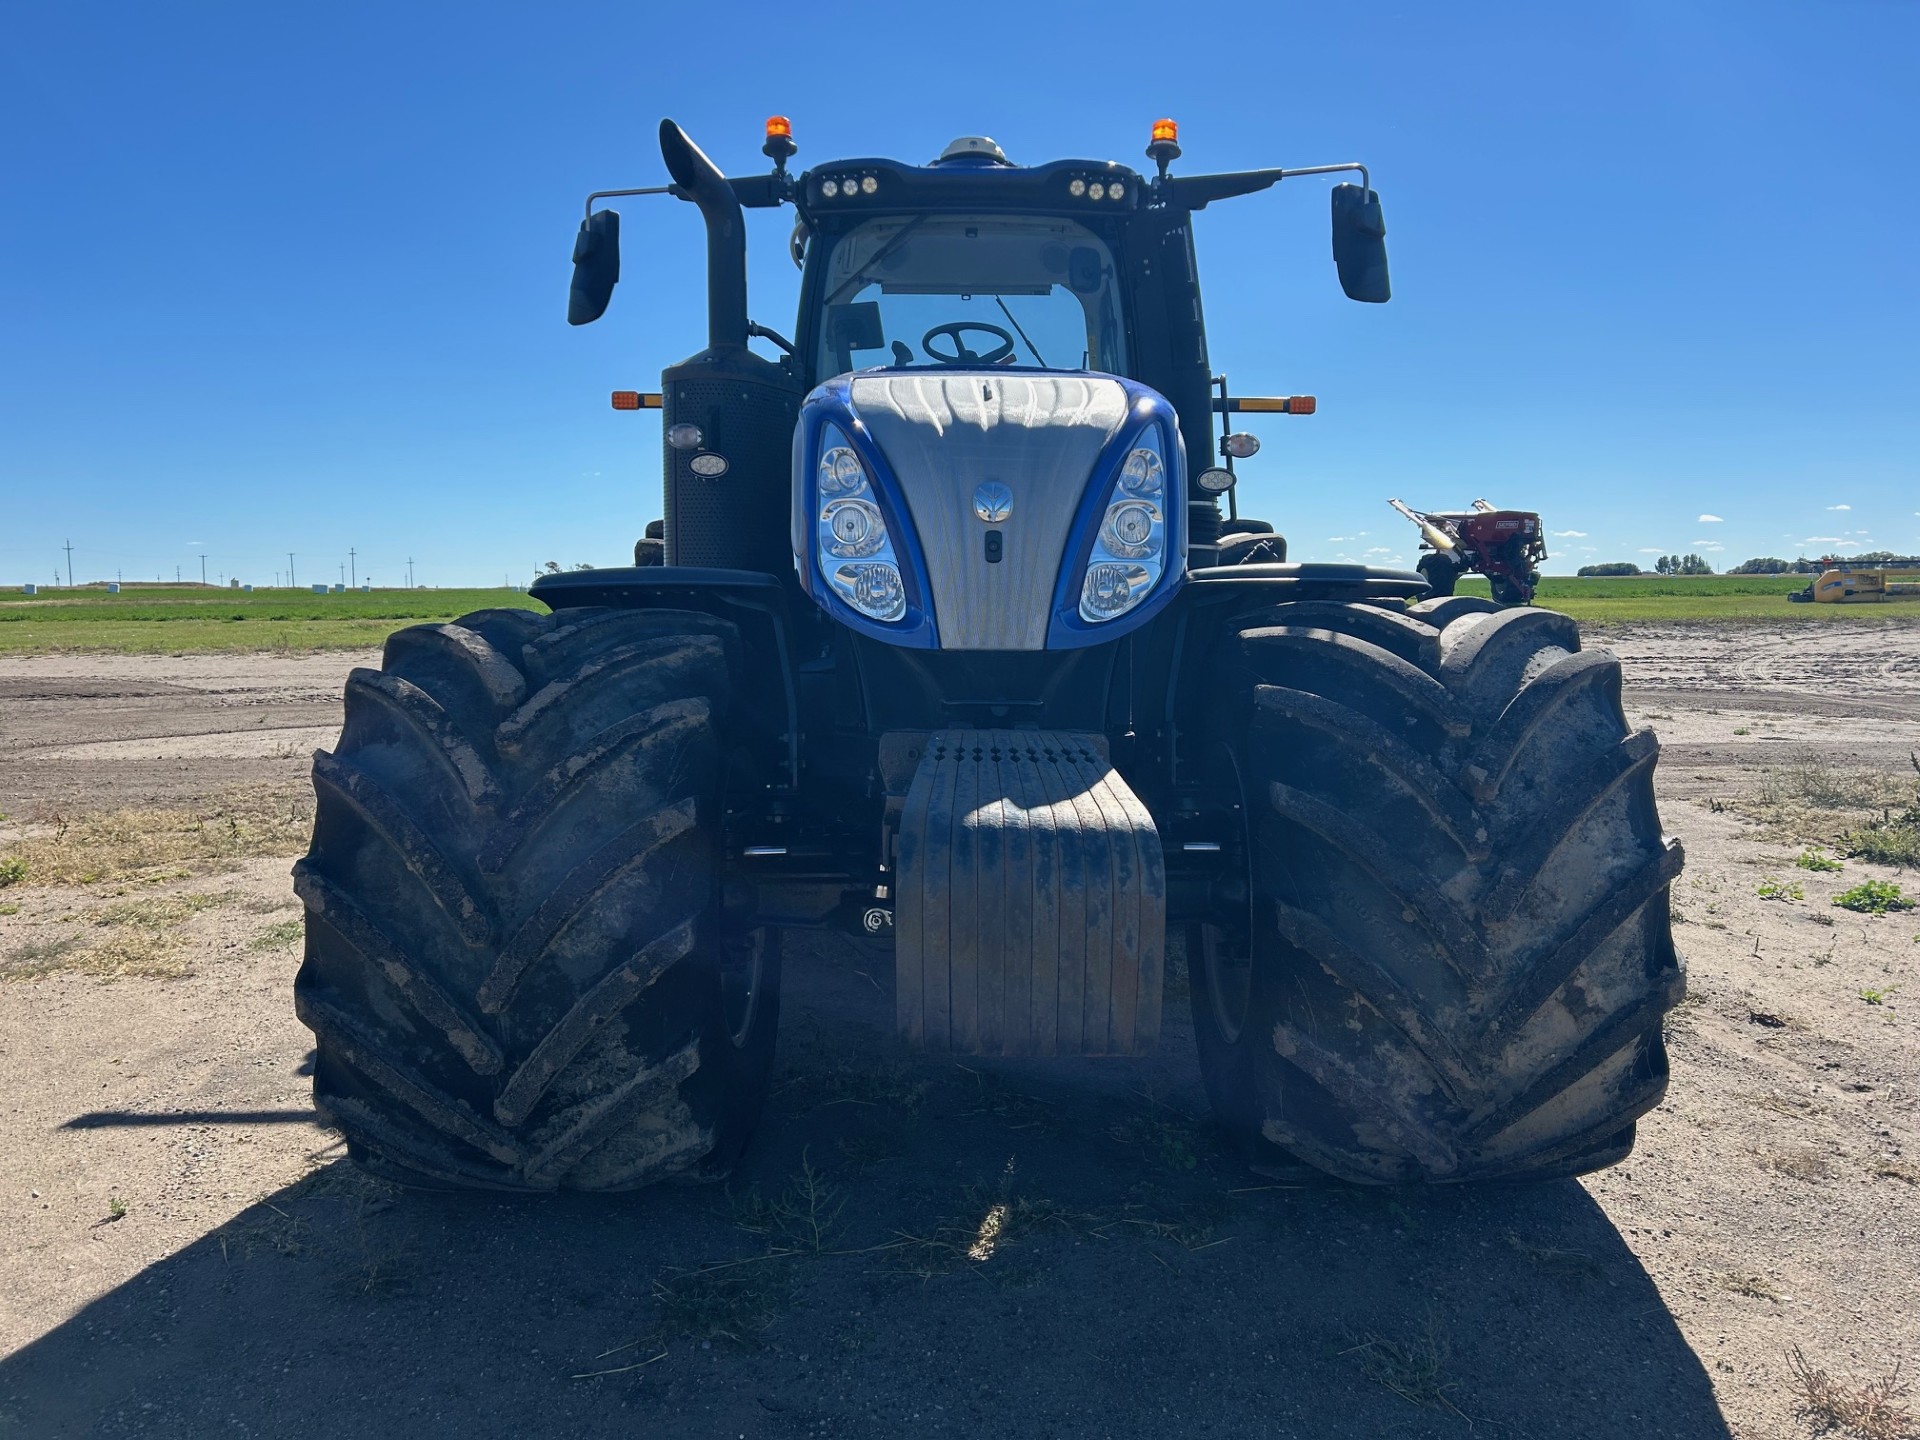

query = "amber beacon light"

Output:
[[1146, 117, 1181, 177], [763, 115, 797, 167]]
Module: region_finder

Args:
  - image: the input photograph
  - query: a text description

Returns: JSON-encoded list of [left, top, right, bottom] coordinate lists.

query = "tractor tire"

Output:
[[293, 605, 780, 1192], [1489, 573, 1531, 607], [1417, 553, 1458, 597], [1189, 598, 1683, 1184]]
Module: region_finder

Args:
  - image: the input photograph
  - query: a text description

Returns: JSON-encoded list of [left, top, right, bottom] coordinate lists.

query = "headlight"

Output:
[[815, 425, 907, 622], [1117, 447, 1163, 497], [1099, 500, 1158, 559], [1080, 439, 1169, 622], [823, 498, 885, 558], [818, 445, 866, 495]]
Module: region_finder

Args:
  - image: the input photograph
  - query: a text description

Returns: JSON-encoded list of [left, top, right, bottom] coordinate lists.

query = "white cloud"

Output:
[[1801, 536, 1846, 544], [1327, 536, 1350, 542], [1697, 514, 1723, 523], [1364, 547, 1391, 555], [1694, 542, 1726, 552], [1638, 548, 1665, 554], [1827, 504, 1851, 511], [1552, 529, 1587, 538]]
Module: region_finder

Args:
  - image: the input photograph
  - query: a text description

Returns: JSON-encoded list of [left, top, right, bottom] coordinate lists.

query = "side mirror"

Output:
[[1330, 184, 1390, 303], [568, 209, 621, 325]]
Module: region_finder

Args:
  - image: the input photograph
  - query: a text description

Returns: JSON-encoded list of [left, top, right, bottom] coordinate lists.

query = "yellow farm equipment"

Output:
[[1793, 567, 1920, 604]]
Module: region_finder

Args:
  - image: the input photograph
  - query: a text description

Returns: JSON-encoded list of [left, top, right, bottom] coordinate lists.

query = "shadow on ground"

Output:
[[0, 934, 1730, 1438]]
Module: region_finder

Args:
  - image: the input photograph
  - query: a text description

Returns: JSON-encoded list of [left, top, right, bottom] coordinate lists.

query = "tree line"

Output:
[[1577, 551, 1920, 577], [1576, 554, 1714, 576]]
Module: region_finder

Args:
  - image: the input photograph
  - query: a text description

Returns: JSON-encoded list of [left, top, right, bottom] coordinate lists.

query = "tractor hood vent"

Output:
[[849, 373, 1128, 649]]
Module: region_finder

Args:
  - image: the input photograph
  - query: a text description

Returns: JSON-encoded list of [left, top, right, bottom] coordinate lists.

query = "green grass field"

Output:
[[0, 586, 541, 654], [1451, 573, 1905, 624], [0, 574, 1906, 655]]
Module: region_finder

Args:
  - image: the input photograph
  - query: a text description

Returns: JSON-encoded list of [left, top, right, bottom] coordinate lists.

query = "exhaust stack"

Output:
[[659, 120, 749, 353]]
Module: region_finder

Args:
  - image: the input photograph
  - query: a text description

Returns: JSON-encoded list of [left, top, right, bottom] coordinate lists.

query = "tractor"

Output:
[[1390, 497, 1548, 606], [292, 117, 1683, 1192]]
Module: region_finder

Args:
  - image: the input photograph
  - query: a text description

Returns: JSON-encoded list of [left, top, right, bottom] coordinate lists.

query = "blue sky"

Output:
[[3, 0, 1915, 586]]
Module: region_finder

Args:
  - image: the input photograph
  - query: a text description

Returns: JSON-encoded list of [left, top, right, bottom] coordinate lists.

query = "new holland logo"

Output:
[[972, 482, 1012, 524]]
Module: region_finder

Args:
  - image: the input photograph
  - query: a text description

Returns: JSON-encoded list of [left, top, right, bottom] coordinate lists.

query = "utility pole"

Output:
[[200, 554, 208, 586], [288, 553, 296, 588], [176, 565, 181, 583], [349, 547, 357, 588], [338, 562, 346, 586], [406, 556, 415, 588], [63, 540, 73, 588]]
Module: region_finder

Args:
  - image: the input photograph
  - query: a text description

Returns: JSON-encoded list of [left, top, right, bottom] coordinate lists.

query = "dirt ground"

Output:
[[1, 622, 1916, 1439]]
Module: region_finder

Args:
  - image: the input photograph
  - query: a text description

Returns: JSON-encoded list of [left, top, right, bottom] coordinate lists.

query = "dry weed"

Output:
[[2, 889, 239, 980], [1787, 1346, 1914, 1440], [1759, 755, 1902, 813], [1738, 753, 1916, 848], [1343, 1312, 1467, 1419], [729, 1153, 845, 1255], [248, 918, 305, 951], [1718, 1271, 1781, 1301], [1761, 1145, 1834, 1182], [2, 787, 311, 888]]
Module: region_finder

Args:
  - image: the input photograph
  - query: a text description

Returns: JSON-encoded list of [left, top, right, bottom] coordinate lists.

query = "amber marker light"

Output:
[[610, 391, 662, 410], [1151, 118, 1179, 145], [766, 116, 792, 142], [1216, 395, 1317, 415]]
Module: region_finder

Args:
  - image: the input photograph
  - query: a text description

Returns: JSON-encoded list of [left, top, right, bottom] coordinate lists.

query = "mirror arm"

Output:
[[1165, 161, 1370, 211], [1278, 161, 1370, 191], [583, 174, 793, 222], [582, 184, 678, 221]]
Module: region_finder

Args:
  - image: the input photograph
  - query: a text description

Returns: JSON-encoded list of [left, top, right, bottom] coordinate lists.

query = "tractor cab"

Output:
[[566, 117, 1392, 638]]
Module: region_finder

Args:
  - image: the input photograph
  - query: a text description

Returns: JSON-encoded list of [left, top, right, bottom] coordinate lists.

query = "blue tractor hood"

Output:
[[792, 369, 1186, 651]]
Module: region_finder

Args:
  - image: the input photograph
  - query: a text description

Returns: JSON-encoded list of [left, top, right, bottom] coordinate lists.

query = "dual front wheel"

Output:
[[296, 600, 1680, 1190]]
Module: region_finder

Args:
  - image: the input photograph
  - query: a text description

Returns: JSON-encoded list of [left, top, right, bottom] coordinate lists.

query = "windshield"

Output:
[[814, 214, 1128, 378]]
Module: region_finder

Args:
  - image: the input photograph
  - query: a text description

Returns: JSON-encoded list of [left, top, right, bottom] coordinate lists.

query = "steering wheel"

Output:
[[921, 321, 1016, 366]]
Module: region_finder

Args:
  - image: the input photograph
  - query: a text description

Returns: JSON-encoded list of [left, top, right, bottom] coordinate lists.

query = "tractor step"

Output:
[[894, 729, 1165, 1056]]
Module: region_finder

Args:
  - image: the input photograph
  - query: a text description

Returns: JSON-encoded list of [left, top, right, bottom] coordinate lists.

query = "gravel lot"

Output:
[[1, 622, 1916, 1439]]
